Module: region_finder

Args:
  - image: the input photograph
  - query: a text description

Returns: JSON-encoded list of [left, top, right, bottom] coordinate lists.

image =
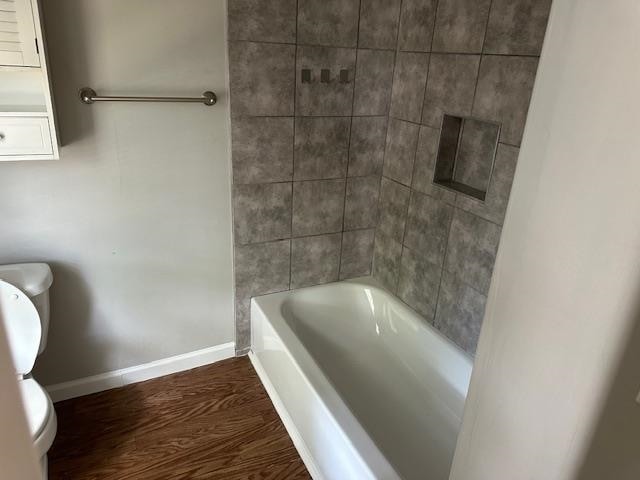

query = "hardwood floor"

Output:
[[49, 357, 310, 479]]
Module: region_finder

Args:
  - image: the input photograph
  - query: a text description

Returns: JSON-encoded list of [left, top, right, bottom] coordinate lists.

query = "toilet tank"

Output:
[[0, 263, 53, 354]]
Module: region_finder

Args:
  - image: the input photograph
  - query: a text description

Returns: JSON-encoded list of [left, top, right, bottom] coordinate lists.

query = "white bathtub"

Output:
[[250, 277, 473, 480]]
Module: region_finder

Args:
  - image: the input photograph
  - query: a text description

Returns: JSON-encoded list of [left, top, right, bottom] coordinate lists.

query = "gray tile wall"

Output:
[[228, 0, 394, 353], [373, 0, 551, 354]]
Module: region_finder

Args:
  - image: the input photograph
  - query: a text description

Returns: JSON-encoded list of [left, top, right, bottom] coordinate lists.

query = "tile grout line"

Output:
[[372, 0, 404, 285], [403, 45, 432, 201], [236, 173, 382, 187], [397, 187, 412, 294], [390, 0, 408, 294], [236, 228, 377, 249], [396, 34, 434, 294], [420, 50, 540, 58], [386, 114, 524, 150], [230, 38, 397, 52], [380, 171, 505, 227], [430, 204, 455, 330], [289, 0, 300, 291], [235, 114, 390, 119], [371, 116, 389, 278], [419, 0, 441, 125], [339, 0, 363, 281], [402, 0, 443, 304], [376, 114, 525, 149], [469, 0, 495, 116], [228, 39, 540, 59], [441, 262, 492, 298]]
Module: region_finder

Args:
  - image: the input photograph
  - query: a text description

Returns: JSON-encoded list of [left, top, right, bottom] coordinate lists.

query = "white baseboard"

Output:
[[249, 351, 324, 480], [46, 342, 235, 403]]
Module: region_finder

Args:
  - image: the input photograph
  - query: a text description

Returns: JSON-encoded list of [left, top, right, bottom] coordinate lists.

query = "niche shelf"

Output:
[[433, 114, 501, 201]]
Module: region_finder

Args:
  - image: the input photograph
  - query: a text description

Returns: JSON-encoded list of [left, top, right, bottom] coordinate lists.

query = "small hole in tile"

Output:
[[433, 114, 501, 202]]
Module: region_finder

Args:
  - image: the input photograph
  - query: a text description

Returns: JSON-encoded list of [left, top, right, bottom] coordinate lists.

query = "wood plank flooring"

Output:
[[49, 357, 310, 479]]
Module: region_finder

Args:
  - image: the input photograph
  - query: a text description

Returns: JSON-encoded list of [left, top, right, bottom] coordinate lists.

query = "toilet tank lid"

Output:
[[0, 263, 53, 297]]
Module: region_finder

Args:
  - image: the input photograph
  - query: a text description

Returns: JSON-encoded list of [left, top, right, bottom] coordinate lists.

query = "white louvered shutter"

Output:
[[0, 0, 40, 67]]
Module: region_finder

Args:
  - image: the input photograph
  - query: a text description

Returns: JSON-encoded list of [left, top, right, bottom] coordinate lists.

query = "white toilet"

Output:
[[0, 263, 57, 479]]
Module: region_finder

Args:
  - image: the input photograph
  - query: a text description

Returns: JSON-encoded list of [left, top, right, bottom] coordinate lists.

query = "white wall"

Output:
[[0, 0, 234, 385], [451, 1, 640, 479]]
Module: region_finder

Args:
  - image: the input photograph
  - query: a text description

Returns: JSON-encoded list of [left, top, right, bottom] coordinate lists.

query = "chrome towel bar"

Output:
[[78, 87, 217, 106]]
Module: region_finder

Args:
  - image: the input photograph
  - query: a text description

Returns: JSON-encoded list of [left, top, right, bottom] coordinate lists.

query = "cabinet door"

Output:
[[0, 0, 40, 67]]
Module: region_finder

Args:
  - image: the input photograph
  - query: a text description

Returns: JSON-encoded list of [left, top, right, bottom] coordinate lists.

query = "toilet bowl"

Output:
[[0, 263, 56, 479]]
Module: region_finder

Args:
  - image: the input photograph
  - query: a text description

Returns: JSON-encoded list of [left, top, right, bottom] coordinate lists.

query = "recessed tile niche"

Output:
[[433, 114, 501, 201]]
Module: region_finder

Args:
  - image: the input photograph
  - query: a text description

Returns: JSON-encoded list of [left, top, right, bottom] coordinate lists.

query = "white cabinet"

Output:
[[0, 0, 40, 67], [0, 0, 58, 161]]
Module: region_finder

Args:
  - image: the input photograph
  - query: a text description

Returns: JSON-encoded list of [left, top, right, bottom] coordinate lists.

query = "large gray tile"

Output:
[[397, 246, 442, 320], [358, 0, 402, 50], [348, 116, 387, 176], [232, 117, 293, 184], [297, 46, 357, 116], [411, 125, 457, 203], [340, 229, 375, 279], [229, 41, 295, 116], [456, 143, 519, 225], [484, 0, 552, 55], [432, 0, 492, 53], [291, 233, 342, 288], [454, 118, 500, 192], [228, 0, 296, 43], [233, 183, 292, 245], [472, 55, 538, 146], [421, 53, 480, 128], [372, 233, 403, 293], [234, 296, 252, 352], [344, 175, 380, 230], [390, 52, 430, 123], [404, 190, 453, 266], [398, 0, 438, 52], [445, 208, 501, 294], [235, 240, 291, 296], [294, 117, 350, 180], [298, 0, 360, 47], [377, 176, 410, 242], [234, 239, 291, 350], [353, 49, 396, 116], [292, 179, 346, 236], [383, 118, 420, 186], [435, 270, 487, 354]]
